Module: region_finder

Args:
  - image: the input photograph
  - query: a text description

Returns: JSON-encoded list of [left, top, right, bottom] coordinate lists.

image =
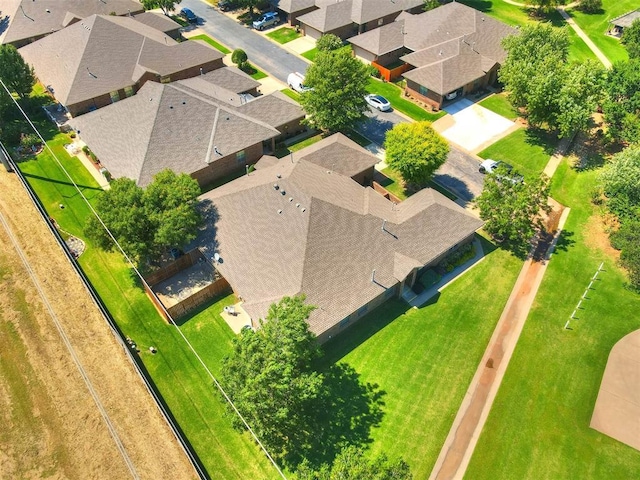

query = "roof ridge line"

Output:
[[205, 107, 220, 165]]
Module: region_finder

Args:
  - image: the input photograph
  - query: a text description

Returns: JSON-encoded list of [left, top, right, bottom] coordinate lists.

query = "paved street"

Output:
[[180, 0, 309, 82], [358, 107, 406, 146]]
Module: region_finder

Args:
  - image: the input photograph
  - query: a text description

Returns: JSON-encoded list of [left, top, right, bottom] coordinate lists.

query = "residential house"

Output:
[[0, 0, 144, 47], [296, 0, 423, 40], [194, 136, 483, 343], [349, 3, 516, 108], [608, 10, 640, 38], [130, 11, 183, 40], [19, 14, 224, 117], [69, 72, 305, 187], [268, 0, 317, 26]]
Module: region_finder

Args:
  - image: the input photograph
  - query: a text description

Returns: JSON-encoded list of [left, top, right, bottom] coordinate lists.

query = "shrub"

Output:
[[316, 33, 343, 52], [82, 145, 90, 155], [231, 49, 248, 69], [20, 133, 40, 151], [578, 0, 602, 13], [368, 64, 381, 78]]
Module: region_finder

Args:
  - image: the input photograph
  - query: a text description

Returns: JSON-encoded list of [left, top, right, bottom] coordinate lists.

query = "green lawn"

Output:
[[301, 47, 318, 62], [367, 79, 445, 123], [322, 238, 522, 478], [477, 128, 558, 180], [266, 27, 301, 44], [189, 34, 232, 55], [244, 62, 268, 80], [478, 93, 519, 120], [280, 88, 301, 102], [17, 131, 279, 479], [379, 167, 407, 200], [567, 0, 634, 64], [466, 159, 640, 479]]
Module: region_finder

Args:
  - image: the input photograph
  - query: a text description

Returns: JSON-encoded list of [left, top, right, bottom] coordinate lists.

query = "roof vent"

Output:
[[277, 209, 283, 214], [169, 106, 173, 109], [273, 183, 279, 190], [288, 197, 293, 202], [276, 174, 282, 179], [280, 190, 286, 195], [301, 208, 306, 212], [296, 203, 300, 208], [182, 101, 186, 105]]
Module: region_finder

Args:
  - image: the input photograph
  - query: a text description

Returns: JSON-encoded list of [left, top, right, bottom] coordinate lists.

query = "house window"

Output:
[[109, 90, 120, 103], [340, 317, 350, 329], [378, 18, 384, 26], [160, 75, 171, 84], [419, 85, 429, 96], [236, 150, 246, 163], [124, 86, 134, 97], [357, 305, 368, 317]]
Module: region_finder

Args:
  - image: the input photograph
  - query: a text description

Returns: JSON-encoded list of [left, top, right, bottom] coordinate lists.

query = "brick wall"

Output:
[[191, 142, 264, 187]]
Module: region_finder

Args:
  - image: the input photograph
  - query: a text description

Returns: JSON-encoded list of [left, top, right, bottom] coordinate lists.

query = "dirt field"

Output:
[[0, 168, 196, 479]]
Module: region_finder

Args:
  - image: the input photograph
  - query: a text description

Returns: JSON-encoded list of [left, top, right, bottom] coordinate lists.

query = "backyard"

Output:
[[466, 157, 640, 479]]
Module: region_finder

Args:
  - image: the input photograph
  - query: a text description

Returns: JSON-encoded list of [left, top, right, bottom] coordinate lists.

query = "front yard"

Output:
[[366, 79, 446, 123], [266, 27, 301, 44]]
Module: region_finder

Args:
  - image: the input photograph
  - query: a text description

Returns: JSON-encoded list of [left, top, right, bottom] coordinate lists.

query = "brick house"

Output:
[[19, 14, 224, 117], [193, 135, 483, 343]]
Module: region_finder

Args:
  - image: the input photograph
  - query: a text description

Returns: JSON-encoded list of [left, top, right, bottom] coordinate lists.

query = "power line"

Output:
[[0, 79, 287, 480]]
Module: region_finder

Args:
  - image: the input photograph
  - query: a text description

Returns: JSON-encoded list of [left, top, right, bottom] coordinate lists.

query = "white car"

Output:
[[365, 94, 391, 111], [287, 72, 312, 93]]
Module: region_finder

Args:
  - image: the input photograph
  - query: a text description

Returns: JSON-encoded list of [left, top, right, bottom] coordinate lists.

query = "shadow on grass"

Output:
[[457, 1, 494, 14], [294, 362, 386, 468], [553, 228, 576, 255], [524, 128, 559, 155], [321, 299, 411, 366], [21, 172, 103, 192], [172, 291, 232, 327]]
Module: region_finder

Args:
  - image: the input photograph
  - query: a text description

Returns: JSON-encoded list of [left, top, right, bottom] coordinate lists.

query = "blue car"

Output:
[[180, 8, 198, 23]]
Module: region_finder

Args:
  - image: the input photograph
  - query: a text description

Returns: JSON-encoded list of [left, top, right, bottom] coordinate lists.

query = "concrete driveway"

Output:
[[434, 98, 518, 154], [179, 0, 309, 82]]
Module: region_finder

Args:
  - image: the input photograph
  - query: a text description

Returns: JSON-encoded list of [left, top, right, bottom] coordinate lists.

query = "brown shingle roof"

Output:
[[69, 81, 279, 186], [18, 14, 223, 109], [0, 0, 143, 46], [129, 11, 181, 36], [194, 143, 482, 337], [297, 0, 353, 32], [349, 20, 406, 56], [269, 0, 317, 14]]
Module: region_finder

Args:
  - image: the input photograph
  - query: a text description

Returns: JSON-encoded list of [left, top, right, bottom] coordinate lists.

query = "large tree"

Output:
[[141, 0, 182, 16], [499, 23, 603, 137], [300, 48, 370, 132], [622, 19, 640, 59], [610, 218, 640, 291], [384, 121, 449, 187], [603, 59, 640, 144], [220, 296, 324, 462], [84, 170, 202, 262], [295, 445, 412, 480], [598, 145, 640, 220], [474, 167, 551, 256], [0, 44, 35, 98]]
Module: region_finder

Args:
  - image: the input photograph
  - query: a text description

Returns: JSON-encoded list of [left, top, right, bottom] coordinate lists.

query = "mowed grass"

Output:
[[322, 239, 523, 478], [478, 93, 519, 120], [567, 0, 634, 64], [367, 79, 445, 122], [266, 27, 301, 44], [17, 132, 279, 480], [477, 128, 558, 180], [301, 47, 318, 62], [466, 160, 640, 479], [189, 34, 232, 54]]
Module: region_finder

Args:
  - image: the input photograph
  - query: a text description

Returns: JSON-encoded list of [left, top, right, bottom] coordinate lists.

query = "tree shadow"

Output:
[[432, 173, 475, 203], [551, 229, 576, 255], [286, 362, 386, 468], [21, 172, 104, 192], [524, 128, 559, 155], [457, 1, 494, 14], [357, 115, 396, 145]]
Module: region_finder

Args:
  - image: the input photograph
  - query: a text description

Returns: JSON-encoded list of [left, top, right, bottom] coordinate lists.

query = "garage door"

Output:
[[303, 25, 323, 40]]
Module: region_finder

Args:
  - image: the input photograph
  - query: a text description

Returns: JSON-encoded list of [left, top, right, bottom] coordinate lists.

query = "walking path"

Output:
[[429, 134, 576, 479], [430, 204, 571, 480]]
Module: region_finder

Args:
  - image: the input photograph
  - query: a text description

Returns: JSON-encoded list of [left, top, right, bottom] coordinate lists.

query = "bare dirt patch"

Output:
[[0, 168, 196, 480], [584, 213, 621, 261]]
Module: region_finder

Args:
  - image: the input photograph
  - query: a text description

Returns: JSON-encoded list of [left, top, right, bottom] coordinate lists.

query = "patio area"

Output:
[[154, 261, 217, 308]]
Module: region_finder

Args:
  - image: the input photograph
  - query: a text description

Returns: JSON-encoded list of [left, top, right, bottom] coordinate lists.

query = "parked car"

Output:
[[253, 12, 279, 30], [445, 91, 458, 100], [479, 159, 522, 183], [180, 8, 198, 23], [218, 0, 234, 11], [365, 94, 391, 112], [287, 72, 312, 93]]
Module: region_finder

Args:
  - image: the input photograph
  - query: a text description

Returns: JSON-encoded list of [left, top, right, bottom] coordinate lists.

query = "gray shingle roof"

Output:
[[294, 132, 378, 178], [349, 20, 405, 56], [297, 0, 353, 32], [69, 81, 280, 186], [194, 145, 482, 337], [611, 10, 640, 28], [269, 0, 317, 14], [235, 90, 305, 130], [0, 0, 143, 45], [129, 11, 181, 35], [18, 14, 223, 108], [197, 66, 260, 94]]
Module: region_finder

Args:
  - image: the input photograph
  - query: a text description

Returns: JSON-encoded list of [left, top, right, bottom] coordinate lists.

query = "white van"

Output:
[[287, 72, 312, 93]]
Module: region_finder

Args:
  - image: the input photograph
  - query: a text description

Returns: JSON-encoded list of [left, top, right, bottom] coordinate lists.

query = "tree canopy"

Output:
[[141, 0, 182, 15], [598, 145, 640, 220], [316, 34, 343, 52], [0, 44, 35, 99], [499, 23, 603, 137], [384, 121, 449, 187], [622, 19, 640, 59], [220, 296, 323, 462], [295, 445, 412, 480], [84, 169, 202, 262], [474, 168, 551, 257], [610, 218, 640, 291], [300, 48, 370, 132], [603, 59, 640, 144]]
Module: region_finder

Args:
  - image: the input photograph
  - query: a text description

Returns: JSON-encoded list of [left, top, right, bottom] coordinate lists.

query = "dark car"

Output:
[[218, 0, 234, 11], [180, 7, 198, 23]]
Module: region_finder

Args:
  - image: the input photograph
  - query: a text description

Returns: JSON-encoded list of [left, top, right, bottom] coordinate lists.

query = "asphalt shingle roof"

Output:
[[194, 148, 482, 337], [0, 0, 143, 45], [18, 14, 223, 108], [69, 81, 280, 186]]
